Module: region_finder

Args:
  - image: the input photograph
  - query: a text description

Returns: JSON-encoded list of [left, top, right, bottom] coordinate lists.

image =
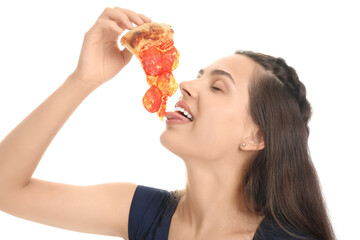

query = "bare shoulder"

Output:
[[0, 179, 138, 239]]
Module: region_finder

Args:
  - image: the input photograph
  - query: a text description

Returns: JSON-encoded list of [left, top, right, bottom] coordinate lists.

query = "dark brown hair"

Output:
[[235, 50, 335, 240]]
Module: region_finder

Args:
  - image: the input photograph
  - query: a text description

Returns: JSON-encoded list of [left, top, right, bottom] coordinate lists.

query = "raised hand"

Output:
[[71, 7, 151, 88]]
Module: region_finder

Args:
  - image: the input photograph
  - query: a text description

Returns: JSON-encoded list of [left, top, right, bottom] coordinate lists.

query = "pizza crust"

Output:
[[120, 22, 174, 59]]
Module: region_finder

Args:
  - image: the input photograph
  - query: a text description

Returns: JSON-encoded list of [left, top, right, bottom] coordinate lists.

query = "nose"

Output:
[[179, 82, 190, 97], [179, 80, 198, 98]]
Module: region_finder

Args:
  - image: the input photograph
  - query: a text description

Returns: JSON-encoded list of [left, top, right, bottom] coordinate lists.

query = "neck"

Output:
[[175, 155, 263, 236]]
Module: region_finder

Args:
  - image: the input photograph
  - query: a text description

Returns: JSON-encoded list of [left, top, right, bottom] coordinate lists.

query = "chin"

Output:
[[160, 130, 176, 152], [159, 131, 168, 148], [160, 130, 187, 158]]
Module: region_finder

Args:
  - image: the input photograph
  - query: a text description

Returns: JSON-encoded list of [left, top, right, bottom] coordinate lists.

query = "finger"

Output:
[[114, 7, 145, 26], [101, 7, 134, 30], [121, 48, 133, 65], [137, 13, 152, 23], [97, 18, 124, 36], [108, 19, 125, 35]]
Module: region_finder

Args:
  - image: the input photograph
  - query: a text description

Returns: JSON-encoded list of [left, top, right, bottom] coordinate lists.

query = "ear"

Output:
[[240, 129, 265, 151]]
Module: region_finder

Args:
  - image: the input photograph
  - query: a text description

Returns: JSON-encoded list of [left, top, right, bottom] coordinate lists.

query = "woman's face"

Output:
[[160, 54, 260, 163]]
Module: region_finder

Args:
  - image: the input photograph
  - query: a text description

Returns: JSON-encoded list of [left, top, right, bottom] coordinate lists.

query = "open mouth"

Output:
[[165, 99, 194, 123], [174, 106, 193, 121], [165, 111, 193, 123]]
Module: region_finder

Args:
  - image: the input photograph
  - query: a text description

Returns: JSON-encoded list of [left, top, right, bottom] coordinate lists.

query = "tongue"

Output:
[[165, 111, 192, 122]]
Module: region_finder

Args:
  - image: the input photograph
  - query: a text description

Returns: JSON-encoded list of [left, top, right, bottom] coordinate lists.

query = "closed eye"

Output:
[[211, 86, 222, 91]]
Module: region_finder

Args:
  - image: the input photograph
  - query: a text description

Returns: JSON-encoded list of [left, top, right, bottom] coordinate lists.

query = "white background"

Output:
[[0, 0, 359, 239]]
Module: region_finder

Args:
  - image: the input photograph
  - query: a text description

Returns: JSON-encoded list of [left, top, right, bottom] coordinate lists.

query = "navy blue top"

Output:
[[128, 185, 315, 240]]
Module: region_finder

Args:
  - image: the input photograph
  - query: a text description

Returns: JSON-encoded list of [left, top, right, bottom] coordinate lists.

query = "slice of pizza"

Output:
[[120, 22, 180, 121]]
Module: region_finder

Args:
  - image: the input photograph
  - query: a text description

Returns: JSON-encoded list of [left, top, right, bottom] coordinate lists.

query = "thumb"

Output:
[[120, 48, 133, 66]]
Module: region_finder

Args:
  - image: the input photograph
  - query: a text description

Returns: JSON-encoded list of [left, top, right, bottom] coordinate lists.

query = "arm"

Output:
[[0, 7, 151, 239], [0, 75, 96, 193]]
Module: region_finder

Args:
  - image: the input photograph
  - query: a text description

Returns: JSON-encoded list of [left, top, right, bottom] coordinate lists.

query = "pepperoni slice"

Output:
[[156, 72, 178, 96], [162, 46, 179, 73], [140, 45, 162, 76], [142, 85, 163, 113]]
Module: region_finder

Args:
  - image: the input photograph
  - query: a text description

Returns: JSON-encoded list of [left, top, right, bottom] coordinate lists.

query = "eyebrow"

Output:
[[198, 69, 236, 86]]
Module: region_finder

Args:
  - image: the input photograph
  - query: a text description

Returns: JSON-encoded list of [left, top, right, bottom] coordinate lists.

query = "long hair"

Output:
[[236, 50, 335, 240]]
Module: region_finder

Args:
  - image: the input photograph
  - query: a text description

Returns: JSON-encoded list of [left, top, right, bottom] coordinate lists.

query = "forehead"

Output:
[[204, 54, 258, 87]]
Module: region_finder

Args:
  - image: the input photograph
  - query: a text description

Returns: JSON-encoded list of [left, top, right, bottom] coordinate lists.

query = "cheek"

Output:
[[193, 107, 243, 147], [159, 103, 246, 159]]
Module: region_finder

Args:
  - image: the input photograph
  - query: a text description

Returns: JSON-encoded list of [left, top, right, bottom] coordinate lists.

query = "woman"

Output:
[[0, 6, 335, 240]]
